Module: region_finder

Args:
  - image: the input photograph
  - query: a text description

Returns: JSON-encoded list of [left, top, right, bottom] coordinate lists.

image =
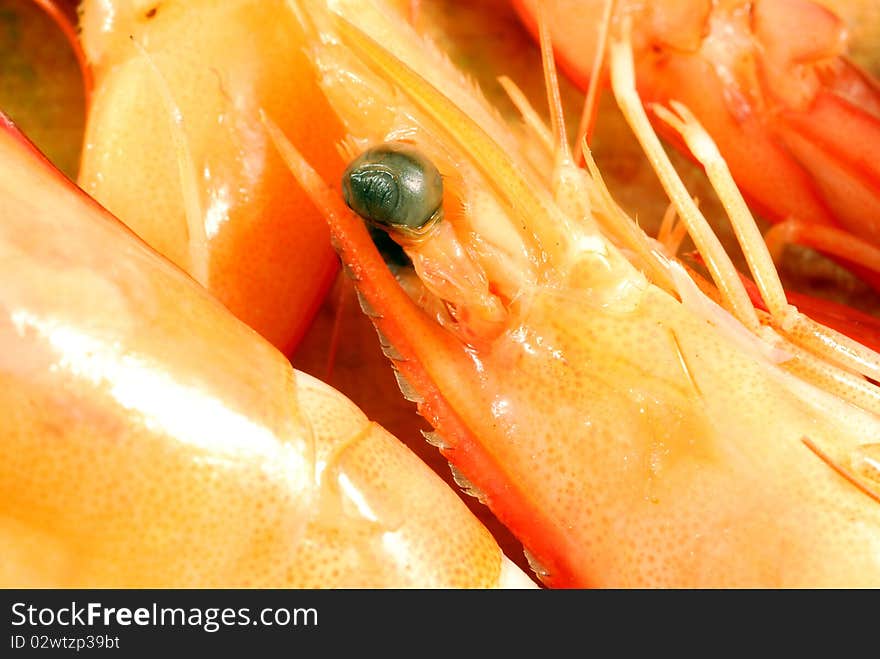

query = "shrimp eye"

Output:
[[342, 143, 443, 237]]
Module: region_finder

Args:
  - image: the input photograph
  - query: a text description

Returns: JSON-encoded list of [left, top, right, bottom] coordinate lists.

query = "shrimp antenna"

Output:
[[536, 1, 572, 167], [323, 279, 350, 382], [497, 75, 554, 154], [802, 438, 880, 506], [654, 100, 880, 386], [574, 0, 615, 165], [608, 18, 880, 410], [609, 19, 760, 332]]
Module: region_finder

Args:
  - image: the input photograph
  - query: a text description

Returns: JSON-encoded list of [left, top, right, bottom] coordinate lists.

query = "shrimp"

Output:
[[272, 0, 880, 587], [512, 0, 880, 291], [75, 0, 346, 354], [0, 114, 535, 588]]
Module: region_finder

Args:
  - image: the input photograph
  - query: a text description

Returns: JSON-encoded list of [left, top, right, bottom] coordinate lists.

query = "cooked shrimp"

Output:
[[272, 0, 880, 587]]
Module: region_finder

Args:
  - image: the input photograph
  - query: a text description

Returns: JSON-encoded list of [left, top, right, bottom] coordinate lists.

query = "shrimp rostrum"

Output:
[[274, 0, 880, 587]]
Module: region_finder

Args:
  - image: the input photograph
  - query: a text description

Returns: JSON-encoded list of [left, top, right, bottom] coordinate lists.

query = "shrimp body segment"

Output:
[[282, 0, 880, 587], [0, 116, 533, 588], [76, 0, 346, 354]]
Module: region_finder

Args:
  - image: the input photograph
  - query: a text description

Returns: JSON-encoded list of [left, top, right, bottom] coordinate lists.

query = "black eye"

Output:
[[342, 143, 443, 237]]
